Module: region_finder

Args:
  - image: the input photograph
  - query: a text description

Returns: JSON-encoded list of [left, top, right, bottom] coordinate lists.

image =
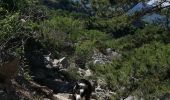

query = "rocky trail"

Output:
[[0, 47, 119, 100]]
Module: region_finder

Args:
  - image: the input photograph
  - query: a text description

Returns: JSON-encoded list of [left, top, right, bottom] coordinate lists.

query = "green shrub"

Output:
[[88, 15, 134, 37], [105, 25, 168, 51], [75, 40, 95, 60], [92, 42, 170, 99], [40, 16, 84, 34], [69, 29, 109, 41], [36, 16, 83, 51], [0, 13, 24, 52]]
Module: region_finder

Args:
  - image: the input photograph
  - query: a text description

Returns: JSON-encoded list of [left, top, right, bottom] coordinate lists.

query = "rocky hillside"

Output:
[[0, 0, 170, 100]]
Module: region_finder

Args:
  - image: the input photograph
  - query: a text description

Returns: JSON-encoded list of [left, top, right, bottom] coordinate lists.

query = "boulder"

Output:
[[44, 54, 68, 69], [77, 68, 93, 77], [84, 69, 93, 77], [92, 78, 115, 100], [92, 49, 121, 65], [52, 93, 72, 100], [92, 50, 109, 65], [106, 48, 121, 60], [123, 95, 144, 100], [93, 60, 106, 65]]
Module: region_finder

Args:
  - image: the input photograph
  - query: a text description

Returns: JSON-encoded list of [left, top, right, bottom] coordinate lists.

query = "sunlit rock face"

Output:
[[147, 0, 170, 7], [128, 0, 170, 14], [127, 0, 170, 26]]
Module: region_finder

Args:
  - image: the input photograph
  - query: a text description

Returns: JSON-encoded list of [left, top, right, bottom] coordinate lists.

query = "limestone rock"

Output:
[[85, 69, 93, 77], [106, 48, 121, 60], [123, 95, 144, 100], [52, 93, 72, 100], [92, 78, 115, 100], [92, 48, 121, 65], [77, 68, 93, 77], [44, 54, 68, 69]]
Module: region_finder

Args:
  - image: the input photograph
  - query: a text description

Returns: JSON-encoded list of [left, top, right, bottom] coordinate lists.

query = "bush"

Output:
[[38, 16, 85, 53], [69, 29, 109, 41], [40, 16, 84, 34], [87, 15, 134, 37], [105, 25, 169, 51], [0, 13, 23, 52], [91, 42, 170, 99]]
